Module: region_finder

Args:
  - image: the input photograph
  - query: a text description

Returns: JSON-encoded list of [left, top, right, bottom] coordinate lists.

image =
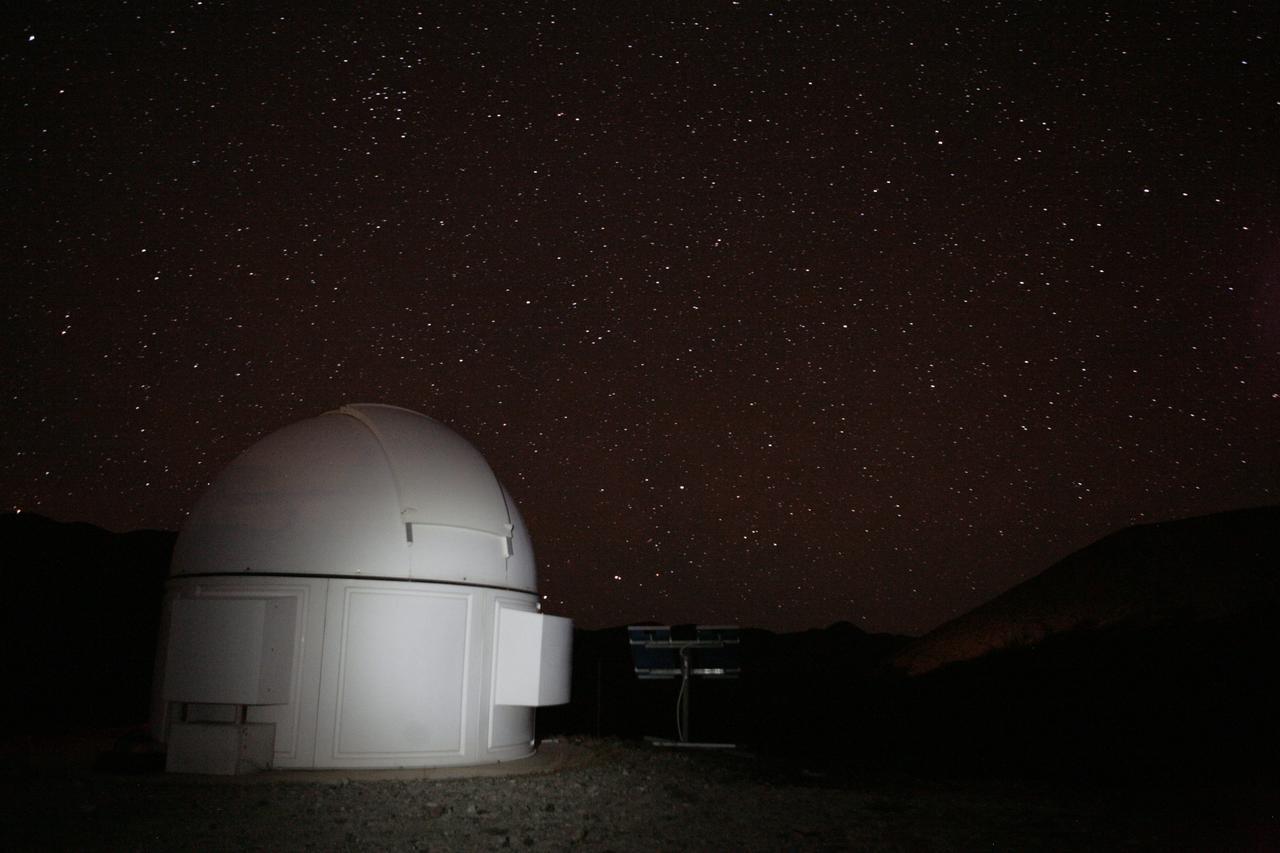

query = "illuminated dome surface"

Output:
[[172, 403, 536, 592], [154, 404, 569, 772]]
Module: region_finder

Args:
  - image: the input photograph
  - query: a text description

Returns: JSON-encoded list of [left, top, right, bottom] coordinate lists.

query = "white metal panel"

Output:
[[258, 598, 295, 702], [163, 597, 295, 705], [409, 524, 507, 585], [229, 579, 326, 766], [157, 578, 325, 766], [494, 609, 573, 706], [318, 582, 472, 763], [486, 596, 538, 750], [488, 698, 536, 749]]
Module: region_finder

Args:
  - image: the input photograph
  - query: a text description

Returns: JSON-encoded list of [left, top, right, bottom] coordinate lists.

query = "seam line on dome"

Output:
[[173, 571, 538, 596], [334, 404, 411, 518]]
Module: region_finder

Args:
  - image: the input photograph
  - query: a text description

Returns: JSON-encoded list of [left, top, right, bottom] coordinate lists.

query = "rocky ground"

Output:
[[2, 735, 1276, 851]]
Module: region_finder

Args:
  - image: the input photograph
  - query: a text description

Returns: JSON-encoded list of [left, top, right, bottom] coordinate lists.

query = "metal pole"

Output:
[[679, 647, 692, 743]]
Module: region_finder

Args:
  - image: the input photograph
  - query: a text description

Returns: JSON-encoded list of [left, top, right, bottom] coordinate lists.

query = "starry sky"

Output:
[[3, 2, 1277, 635]]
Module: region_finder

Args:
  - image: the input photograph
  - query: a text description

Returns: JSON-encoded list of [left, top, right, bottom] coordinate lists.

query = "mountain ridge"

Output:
[[892, 505, 1280, 675]]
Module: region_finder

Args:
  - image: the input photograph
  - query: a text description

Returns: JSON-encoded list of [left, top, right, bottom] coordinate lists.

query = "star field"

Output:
[[3, 3, 1276, 634]]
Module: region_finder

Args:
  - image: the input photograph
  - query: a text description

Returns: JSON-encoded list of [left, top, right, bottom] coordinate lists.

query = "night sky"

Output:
[[4, 3, 1276, 635]]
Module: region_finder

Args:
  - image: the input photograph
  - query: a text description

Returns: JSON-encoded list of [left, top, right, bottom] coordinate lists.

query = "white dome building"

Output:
[[151, 404, 571, 773]]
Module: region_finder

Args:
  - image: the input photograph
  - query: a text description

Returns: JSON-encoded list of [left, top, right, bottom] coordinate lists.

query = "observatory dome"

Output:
[[153, 404, 569, 773], [172, 403, 536, 592]]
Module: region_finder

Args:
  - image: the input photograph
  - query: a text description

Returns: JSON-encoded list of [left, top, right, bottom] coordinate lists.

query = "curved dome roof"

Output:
[[171, 404, 536, 592]]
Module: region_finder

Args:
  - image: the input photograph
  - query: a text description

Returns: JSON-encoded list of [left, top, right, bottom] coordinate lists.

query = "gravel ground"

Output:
[[2, 736, 1276, 851]]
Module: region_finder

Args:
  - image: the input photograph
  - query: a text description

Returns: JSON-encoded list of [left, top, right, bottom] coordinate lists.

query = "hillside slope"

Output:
[[892, 505, 1280, 675]]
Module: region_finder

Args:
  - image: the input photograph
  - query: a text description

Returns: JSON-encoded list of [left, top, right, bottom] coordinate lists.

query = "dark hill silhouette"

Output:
[[867, 506, 1280, 780], [892, 505, 1280, 675], [0, 513, 174, 730]]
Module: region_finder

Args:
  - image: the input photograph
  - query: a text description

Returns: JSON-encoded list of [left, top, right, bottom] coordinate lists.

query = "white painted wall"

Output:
[[157, 575, 546, 768]]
